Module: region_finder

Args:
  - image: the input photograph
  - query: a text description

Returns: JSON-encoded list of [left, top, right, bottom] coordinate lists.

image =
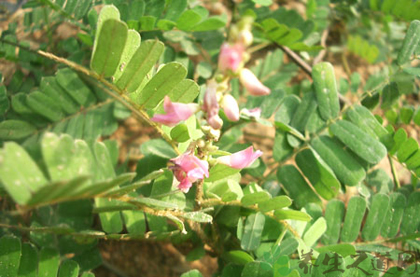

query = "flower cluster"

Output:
[[170, 147, 262, 192], [149, 17, 267, 193]]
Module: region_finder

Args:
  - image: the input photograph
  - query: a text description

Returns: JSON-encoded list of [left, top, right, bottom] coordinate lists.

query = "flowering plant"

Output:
[[0, 1, 419, 277]]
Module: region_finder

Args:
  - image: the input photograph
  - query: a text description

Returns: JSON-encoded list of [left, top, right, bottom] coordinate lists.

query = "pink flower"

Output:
[[218, 43, 244, 73], [151, 96, 198, 127], [239, 68, 271, 96], [222, 94, 240, 122], [203, 81, 223, 129], [217, 146, 263, 169], [171, 152, 209, 193]]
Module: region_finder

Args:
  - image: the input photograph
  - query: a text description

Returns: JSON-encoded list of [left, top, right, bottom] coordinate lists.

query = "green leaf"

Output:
[[122, 210, 146, 235], [241, 212, 266, 251], [241, 191, 272, 206], [137, 62, 187, 109], [316, 244, 356, 258], [0, 85, 9, 115], [176, 10, 202, 31], [275, 95, 300, 125], [252, 0, 273, 6], [295, 149, 340, 200], [0, 142, 47, 204], [311, 136, 366, 186], [322, 200, 345, 245], [139, 16, 156, 30], [42, 133, 94, 182], [241, 261, 272, 277], [170, 124, 190, 143], [197, 62, 212, 79], [405, 149, 420, 169], [312, 62, 340, 121], [346, 105, 391, 146], [258, 196, 292, 212], [40, 76, 79, 114], [56, 68, 96, 107], [113, 30, 141, 82], [116, 40, 164, 93], [361, 193, 390, 241], [400, 191, 420, 235], [0, 120, 36, 140], [400, 106, 414, 124], [181, 269, 203, 277], [58, 260, 79, 277], [342, 253, 379, 277], [341, 196, 366, 243], [91, 19, 128, 77], [397, 137, 418, 162], [330, 120, 387, 164], [381, 192, 406, 238], [381, 82, 399, 109], [165, 0, 187, 21], [312, 252, 346, 277], [205, 164, 240, 182], [223, 250, 254, 265], [290, 92, 318, 132], [165, 79, 200, 104], [193, 16, 226, 31], [18, 242, 38, 277], [273, 131, 294, 162], [274, 210, 312, 221], [397, 20, 420, 65], [303, 217, 326, 247], [390, 128, 407, 155], [140, 139, 177, 159], [38, 248, 60, 277], [133, 197, 179, 210], [277, 165, 322, 208], [180, 211, 212, 223], [26, 91, 65, 121], [0, 235, 21, 276]]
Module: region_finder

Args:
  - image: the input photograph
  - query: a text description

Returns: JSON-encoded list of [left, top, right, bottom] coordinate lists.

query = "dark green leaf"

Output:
[[0, 235, 21, 276], [341, 196, 366, 243], [330, 120, 387, 164], [296, 149, 340, 200], [361, 193, 390, 241], [241, 212, 266, 251], [277, 165, 322, 208], [91, 19, 128, 77], [322, 199, 345, 245]]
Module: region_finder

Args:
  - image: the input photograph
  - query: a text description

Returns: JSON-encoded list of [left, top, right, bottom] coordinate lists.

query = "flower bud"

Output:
[[239, 68, 271, 96], [237, 29, 253, 46], [203, 81, 223, 129], [218, 43, 244, 73], [222, 94, 240, 122]]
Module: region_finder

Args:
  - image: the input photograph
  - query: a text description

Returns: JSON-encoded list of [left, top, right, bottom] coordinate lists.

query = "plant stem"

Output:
[[388, 154, 401, 189]]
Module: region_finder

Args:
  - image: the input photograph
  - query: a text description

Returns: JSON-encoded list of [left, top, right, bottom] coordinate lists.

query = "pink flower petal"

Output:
[[171, 152, 209, 193], [151, 96, 197, 127], [239, 68, 271, 96], [217, 146, 263, 169], [178, 178, 193, 193], [218, 43, 244, 73], [222, 94, 240, 122]]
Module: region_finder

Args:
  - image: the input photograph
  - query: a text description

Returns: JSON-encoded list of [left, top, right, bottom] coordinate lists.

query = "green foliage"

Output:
[[0, 1, 419, 276]]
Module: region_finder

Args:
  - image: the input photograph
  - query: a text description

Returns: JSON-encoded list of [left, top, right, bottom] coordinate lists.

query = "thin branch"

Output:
[[388, 154, 401, 189], [0, 223, 180, 241]]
